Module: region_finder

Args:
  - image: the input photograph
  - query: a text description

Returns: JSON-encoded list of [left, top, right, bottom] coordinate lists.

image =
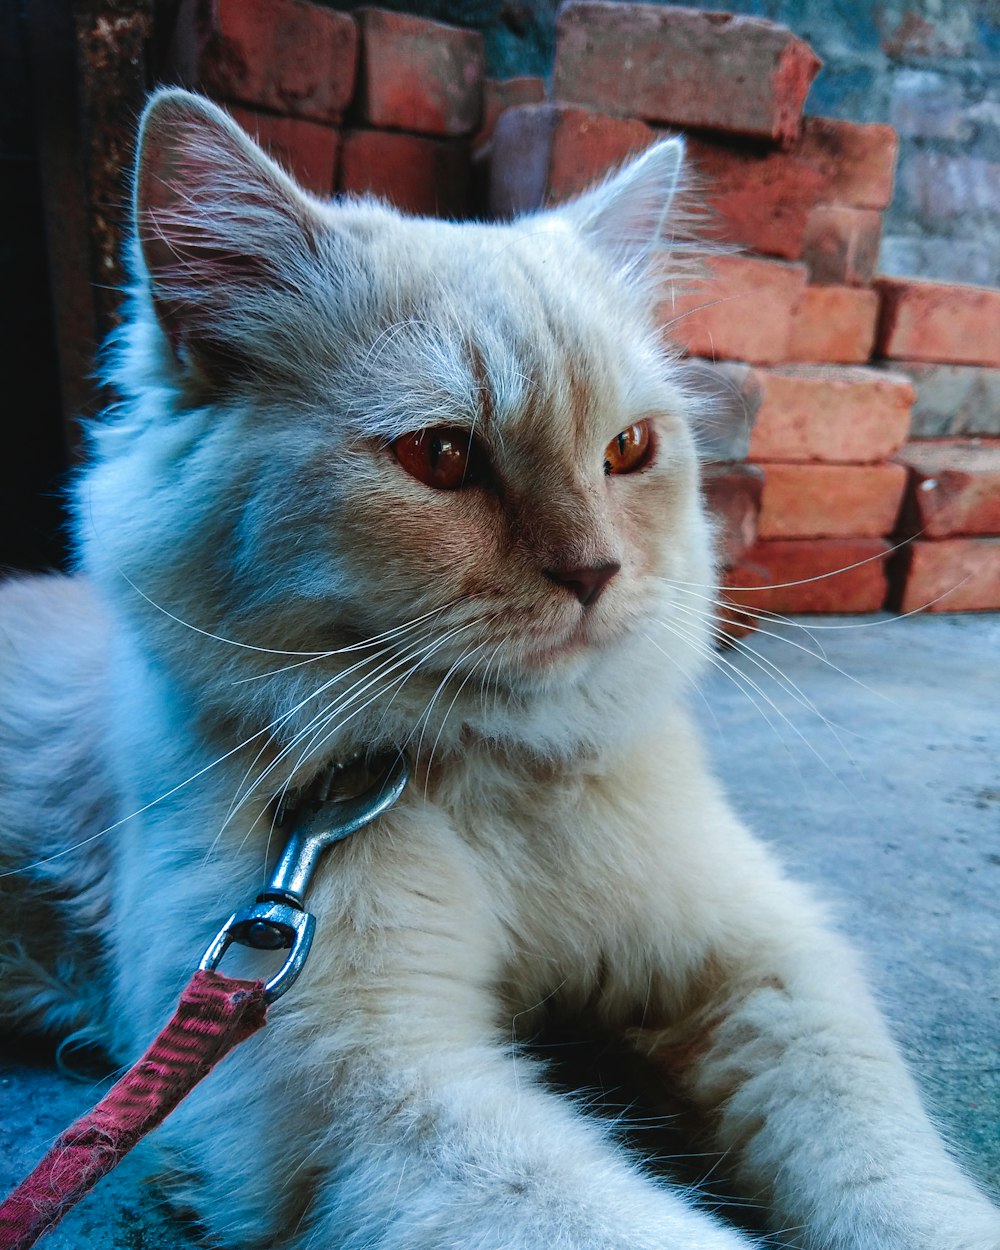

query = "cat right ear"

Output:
[[133, 88, 320, 370], [560, 137, 694, 286]]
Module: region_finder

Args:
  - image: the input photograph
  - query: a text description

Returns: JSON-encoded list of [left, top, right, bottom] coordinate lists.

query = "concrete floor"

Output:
[[1, 613, 998, 1245]]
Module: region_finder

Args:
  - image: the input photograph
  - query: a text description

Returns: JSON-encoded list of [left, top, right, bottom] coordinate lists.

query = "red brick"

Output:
[[339, 129, 469, 217], [488, 104, 654, 217], [475, 76, 546, 148], [796, 117, 899, 210], [702, 463, 764, 567], [201, 0, 358, 124], [801, 205, 882, 286], [748, 366, 914, 464], [227, 107, 339, 197], [895, 439, 1000, 537], [684, 136, 827, 260], [553, 2, 821, 144], [757, 462, 908, 538], [897, 538, 1000, 612], [875, 277, 1000, 368], [683, 126, 893, 256], [683, 360, 764, 461], [355, 8, 484, 137], [660, 254, 808, 366], [723, 538, 890, 616], [787, 286, 879, 364]]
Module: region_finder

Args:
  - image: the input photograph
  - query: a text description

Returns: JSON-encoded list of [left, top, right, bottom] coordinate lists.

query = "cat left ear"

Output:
[[133, 88, 321, 369], [561, 137, 687, 283]]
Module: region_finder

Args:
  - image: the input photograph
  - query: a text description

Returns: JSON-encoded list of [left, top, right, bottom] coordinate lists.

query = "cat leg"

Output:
[[164, 1023, 764, 1250], [635, 812, 1000, 1250]]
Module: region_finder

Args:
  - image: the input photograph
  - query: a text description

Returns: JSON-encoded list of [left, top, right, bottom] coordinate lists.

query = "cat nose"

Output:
[[543, 561, 621, 608]]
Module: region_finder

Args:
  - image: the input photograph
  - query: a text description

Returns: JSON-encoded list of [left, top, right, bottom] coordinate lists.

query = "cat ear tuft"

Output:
[[134, 88, 319, 365], [562, 137, 690, 283]]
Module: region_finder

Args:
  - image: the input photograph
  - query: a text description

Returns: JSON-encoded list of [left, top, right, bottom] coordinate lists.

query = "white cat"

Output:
[[0, 89, 997, 1250]]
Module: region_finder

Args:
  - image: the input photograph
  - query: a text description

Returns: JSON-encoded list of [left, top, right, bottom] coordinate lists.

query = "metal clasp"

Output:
[[200, 751, 410, 1003]]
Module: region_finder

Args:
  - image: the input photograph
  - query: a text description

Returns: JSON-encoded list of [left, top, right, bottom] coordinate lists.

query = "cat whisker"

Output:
[[0, 699, 320, 878], [206, 606, 491, 853], [643, 620, 756, 717], [638, 628, 720, 730], [422, 646, 492, 790], [657, 292, 751, 335], [674, 617, 846, 782], [646, 617, 826, 781], [231, 599, 465, 683], [477, 639, 508, 717], [661, 583, 899, 712], [215, 622, 471, 848], [118, 563, 473, 664], [219, 623, 460, 829], [254, 617, 494, 824], [405, 636, 493, 775], [218, 645, 404, 835], [660, 535, 918, 596], [668, 599, 860, 755]]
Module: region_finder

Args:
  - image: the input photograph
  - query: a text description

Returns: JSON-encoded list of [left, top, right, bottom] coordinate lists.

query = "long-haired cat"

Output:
[[1, 89, 997, 1250]]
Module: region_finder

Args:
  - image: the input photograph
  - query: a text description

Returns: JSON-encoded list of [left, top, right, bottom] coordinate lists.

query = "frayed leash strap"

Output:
[[0, 969, 267, 1250]]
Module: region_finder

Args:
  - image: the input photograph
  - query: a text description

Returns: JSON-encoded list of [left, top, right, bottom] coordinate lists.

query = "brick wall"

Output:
[[24, 0, 999, 617], [348, 0, 1000, 290]]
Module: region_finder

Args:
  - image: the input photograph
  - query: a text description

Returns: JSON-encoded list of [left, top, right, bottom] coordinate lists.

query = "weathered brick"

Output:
[[201, 0, 358, 124], [898, 149, 1000, 233], [228, 107, 339, 197], [801, 205, 882, 286], [748, 366, 914, 464], [475, 77, 546, 147], [796, 117, 899, 210], [682, 360, 764, 461], [553, 2, 821, 144], [488, 104, 654, 217], [339, 129, 469, 217], [723, 538, 890, 616], [895, 439, 1000, 537], [684, 135, 827, 260], [875, 276, 1000, 368], [757, 462, 908, 538], [897, 538, 1000, 612], [787, 286, 880, 364], [659, 254, 808, 366], [355, 8, 484, 137], [701, 462, 764, 567], [889, 69, 974, 143], [885, 362, 1000, 437], [882, 8, 977, 58]]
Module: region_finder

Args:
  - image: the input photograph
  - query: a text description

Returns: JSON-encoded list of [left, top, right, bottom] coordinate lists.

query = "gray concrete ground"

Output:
[[1, 613, 998, 1245]]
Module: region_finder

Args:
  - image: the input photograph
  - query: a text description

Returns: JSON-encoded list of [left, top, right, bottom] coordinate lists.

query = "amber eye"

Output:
[[393, 426, 486, 491], [604, 420, 652, 475]]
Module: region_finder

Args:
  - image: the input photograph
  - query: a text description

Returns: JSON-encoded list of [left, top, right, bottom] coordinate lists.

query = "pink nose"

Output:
[[544, 561, 621, 608]]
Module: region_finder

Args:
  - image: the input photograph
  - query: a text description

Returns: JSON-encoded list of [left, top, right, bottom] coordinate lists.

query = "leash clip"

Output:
[[199, 751, 409, 1003]]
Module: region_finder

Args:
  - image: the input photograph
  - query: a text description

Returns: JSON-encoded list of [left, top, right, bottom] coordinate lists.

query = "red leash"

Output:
[[0, 753, 410, 1249], [0, 970, 267, 1250]]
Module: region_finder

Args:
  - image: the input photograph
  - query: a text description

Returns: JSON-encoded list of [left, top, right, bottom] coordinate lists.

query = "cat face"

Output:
[[80, 91, 714, 767]]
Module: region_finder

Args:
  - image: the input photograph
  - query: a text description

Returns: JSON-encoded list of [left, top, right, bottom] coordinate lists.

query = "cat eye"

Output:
[[393, 426, 487, 491], [604, 420, 653, 475]]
